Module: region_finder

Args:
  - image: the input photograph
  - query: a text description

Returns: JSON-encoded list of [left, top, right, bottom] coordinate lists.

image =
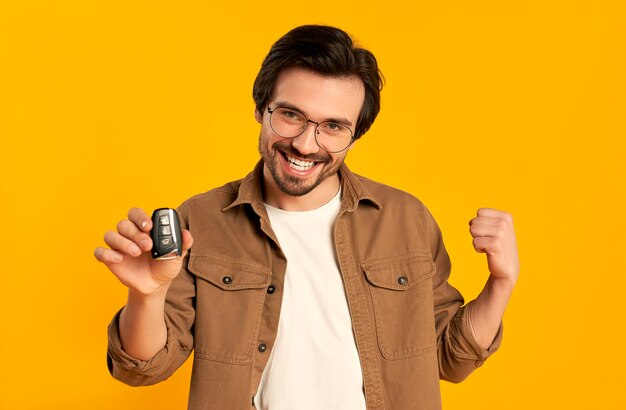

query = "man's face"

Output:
[[256, 67, 365, 200]]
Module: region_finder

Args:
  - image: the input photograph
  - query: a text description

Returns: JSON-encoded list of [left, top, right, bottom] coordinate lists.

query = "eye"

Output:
[[276, 108, 304, 123], [320, 122, 346, 133]]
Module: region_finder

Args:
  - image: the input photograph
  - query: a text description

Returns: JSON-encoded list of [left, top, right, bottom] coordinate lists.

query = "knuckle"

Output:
[[496, 210, 512, 221]]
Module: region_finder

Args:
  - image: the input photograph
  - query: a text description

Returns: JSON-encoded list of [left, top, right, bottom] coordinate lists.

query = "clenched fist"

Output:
[[469, 208, 519, 285]]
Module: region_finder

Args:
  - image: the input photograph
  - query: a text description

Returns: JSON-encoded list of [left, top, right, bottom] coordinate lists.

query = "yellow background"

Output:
[[1, 1, 625, 409]]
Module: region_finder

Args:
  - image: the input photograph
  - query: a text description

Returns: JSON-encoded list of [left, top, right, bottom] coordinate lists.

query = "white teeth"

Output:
[[286, 154, 315, 171]]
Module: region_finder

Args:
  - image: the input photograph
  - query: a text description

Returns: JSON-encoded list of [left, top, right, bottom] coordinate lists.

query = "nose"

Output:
[[290, 121, 320, 155]]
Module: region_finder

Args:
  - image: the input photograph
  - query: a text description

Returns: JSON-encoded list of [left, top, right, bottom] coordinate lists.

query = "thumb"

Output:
[[181, 229, 194, 258]]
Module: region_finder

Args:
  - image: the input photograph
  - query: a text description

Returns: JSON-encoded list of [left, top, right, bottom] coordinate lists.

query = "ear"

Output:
[[254, 108, 263, 124]]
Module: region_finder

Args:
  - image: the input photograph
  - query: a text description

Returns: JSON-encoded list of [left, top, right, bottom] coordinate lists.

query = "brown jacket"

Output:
[[107, 161, 502, 409]]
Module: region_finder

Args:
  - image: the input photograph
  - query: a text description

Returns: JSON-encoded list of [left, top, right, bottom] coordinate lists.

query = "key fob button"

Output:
[[150, 208, 183, 260]]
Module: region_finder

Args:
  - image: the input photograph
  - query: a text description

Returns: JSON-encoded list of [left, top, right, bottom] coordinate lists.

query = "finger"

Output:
[[117, 219, 152, 251], [103, 230, 142, 257], [470, 214, 514, 239], [470, 215, 502, 227], [181, 229, 194, 257], [128, 207, 152, 232], [94, 246, 123, 264], [477, 208, 513, 223], [472, 236, 494, 253], [469, 223, 499, 238]]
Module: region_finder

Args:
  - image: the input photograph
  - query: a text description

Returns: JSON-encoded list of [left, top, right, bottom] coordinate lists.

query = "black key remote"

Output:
[[150, 208, 183, 260]]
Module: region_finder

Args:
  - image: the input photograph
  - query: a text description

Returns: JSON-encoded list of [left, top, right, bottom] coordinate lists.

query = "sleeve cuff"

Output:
[[448, 305, 503, 367], [106, 308, 177, 380]]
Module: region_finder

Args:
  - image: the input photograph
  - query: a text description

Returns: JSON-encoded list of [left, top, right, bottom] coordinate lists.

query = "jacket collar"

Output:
[[222, 160, 382, 216]]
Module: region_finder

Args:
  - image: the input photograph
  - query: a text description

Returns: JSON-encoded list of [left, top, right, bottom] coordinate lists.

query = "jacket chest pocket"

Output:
[[361, 252, 437, 360], [188, 253, 271, 365]]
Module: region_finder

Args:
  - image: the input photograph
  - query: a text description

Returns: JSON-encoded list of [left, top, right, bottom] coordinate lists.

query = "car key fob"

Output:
[[150, 208, 183, 260]]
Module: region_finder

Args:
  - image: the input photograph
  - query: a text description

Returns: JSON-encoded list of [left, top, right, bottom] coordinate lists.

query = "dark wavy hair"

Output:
[[253, 25, 384, 139]]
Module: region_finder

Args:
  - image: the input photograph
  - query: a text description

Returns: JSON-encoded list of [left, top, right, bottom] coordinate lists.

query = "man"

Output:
[[96, 25, 519, 409]]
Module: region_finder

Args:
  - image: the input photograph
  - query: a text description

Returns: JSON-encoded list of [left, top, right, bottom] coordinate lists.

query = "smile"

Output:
[[283, 152, 317, 172]]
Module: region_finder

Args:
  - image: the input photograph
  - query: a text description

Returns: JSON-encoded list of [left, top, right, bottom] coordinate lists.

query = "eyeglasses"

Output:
[[267, 106, 355, 153]]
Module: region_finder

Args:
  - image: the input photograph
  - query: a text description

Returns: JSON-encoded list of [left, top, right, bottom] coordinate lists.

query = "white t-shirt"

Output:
[[254, 190, 366, 410]]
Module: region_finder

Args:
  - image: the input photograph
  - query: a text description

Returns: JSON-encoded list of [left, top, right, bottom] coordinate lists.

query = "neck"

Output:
[[262, 169, 340, 212]]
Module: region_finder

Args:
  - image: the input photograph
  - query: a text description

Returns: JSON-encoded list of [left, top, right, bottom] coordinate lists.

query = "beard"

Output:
[[259, 138, 342, 197]]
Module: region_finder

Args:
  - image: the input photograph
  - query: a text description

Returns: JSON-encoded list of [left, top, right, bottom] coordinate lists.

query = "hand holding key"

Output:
[[94, 207, 194, 297]]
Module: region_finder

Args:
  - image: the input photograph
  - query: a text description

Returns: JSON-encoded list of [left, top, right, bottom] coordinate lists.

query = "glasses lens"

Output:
[[270, 108, 307, 138], [315, 122, 353, 153]]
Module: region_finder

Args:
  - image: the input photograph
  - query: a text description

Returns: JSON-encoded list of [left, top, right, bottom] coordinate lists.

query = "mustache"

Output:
[[272, 141, 331, 164]]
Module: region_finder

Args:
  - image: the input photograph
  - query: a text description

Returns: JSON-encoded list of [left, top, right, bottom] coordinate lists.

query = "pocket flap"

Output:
[[361, 251, 435, 291], [188, 253, 271, 290]]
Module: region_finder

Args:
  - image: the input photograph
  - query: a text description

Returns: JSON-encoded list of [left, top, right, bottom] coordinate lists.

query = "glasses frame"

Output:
[[267, 106, 355, 153]]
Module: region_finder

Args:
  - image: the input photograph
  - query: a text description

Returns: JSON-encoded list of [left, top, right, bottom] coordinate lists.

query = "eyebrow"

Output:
[[273, 101, 354, 127]]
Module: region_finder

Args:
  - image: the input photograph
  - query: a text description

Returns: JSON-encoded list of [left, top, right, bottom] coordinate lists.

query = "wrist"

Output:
[[488, 274, 516, 290], [127, 284, 170, 306]]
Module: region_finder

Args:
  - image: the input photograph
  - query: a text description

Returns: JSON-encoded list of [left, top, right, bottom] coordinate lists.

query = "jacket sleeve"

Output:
[[426, 210, 503, 383], [106, 211, 196, 386]]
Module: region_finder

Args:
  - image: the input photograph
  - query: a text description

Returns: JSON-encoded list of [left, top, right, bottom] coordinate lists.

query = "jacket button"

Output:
[[258, 343, 267, 353], [397, 276, 408, 285], [222, 276, 232, 284], [267, 285, 276, 294]]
